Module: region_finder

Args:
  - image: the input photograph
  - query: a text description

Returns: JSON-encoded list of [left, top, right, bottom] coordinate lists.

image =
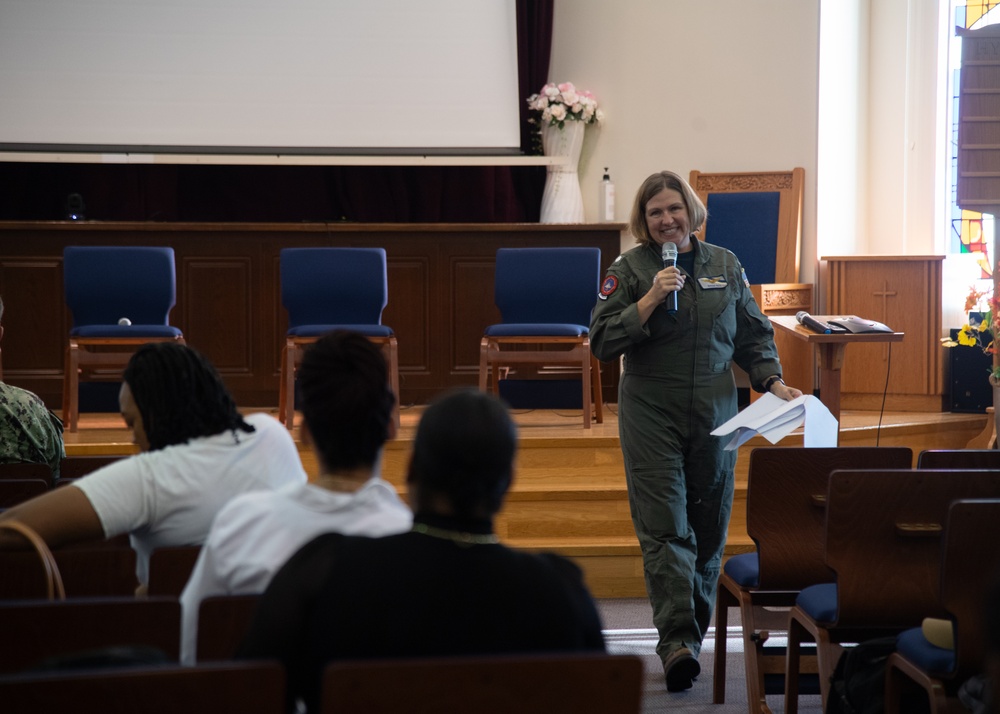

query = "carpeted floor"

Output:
[[597, 598, 825, 713]]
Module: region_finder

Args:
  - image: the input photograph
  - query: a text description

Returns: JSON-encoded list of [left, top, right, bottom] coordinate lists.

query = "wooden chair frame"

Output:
[[784, 470, 1000, 714], [63, 336, 185, 433], [279, 334, 399, 430], [478, 336, 602, 429], [884, 498, 1000, 714], [712, 447, 912, 714]]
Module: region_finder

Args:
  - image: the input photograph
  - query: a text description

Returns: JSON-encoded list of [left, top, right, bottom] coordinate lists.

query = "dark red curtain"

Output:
[[0, 1, 553, 224]]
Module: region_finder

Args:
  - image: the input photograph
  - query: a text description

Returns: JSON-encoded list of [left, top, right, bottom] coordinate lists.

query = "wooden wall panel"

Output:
[[450, 256, 502, 373], [0, 257, 65, 376], [0, 222, 624, 409], [386, 257, 431, 404], [180, 257, 253, 376]]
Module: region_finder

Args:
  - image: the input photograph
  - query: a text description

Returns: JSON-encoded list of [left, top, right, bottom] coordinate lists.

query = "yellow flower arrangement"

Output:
[[941, 280, 1000, 380]]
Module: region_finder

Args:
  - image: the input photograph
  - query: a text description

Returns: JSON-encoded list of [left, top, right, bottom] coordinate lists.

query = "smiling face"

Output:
[[119, 382, 150, 452], [644, 188, 692, 252]]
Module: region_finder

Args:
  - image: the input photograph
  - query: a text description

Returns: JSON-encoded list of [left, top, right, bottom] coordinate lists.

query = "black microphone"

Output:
[[795, 310, 832, 334], [661, 242, 678, 314]]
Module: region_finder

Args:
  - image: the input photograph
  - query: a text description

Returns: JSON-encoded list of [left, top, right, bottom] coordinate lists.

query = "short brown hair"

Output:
[[627, 171, 707, 246]]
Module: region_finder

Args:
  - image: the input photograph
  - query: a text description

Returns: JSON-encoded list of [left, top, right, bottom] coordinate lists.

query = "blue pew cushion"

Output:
[[287, 325, 394, 338], [71, 325, 183, 339], [484, 324, 588, 338], [723, 552, 759, 587], [796, 582, 838, 624], [896, 626, 956, 675]]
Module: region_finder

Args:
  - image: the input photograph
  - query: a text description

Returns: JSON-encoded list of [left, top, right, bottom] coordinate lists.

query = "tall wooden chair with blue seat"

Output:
[[712, 446, 912, 714], [62, 246, 185, 433], [278, 247, 399, 430], [783, 469, 1000, 714], [884, 498, 1000, 714], [479, 247, 603, 429], [688, 169, 813, 396]]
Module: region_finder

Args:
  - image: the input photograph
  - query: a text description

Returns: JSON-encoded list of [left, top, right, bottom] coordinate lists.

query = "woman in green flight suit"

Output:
[[590, 170, 802, 692]]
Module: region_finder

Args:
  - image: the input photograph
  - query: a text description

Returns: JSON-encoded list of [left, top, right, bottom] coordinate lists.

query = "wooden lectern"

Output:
[[769, 316, 905, 429]]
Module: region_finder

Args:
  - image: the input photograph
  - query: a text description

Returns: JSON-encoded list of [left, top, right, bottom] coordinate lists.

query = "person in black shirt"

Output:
[[239, 388, 606, 713]]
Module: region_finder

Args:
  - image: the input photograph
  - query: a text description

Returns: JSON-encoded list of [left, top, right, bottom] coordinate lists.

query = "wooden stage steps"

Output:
[[64, 406, 991, 598]]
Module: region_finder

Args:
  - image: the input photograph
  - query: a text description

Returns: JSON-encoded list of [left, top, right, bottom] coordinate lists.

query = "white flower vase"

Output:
[[539, 121, 586, 223]]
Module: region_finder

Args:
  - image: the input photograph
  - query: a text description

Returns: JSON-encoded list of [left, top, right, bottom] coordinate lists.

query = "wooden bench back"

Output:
[[747, 446, 912, 590]]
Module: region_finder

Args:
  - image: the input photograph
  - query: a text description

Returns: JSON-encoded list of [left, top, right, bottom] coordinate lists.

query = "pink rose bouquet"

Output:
[[526, 82, 604, 130]]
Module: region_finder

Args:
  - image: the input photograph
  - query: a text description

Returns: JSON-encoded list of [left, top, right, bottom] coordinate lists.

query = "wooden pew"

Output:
[[147, 545, 201, 597], [58, 455, 126, 481], [884, 498, 1000, 713], [196, 594, 262, 662], [784, 469, 1000, 713], [0, 597, 180, 674], [0, 478, 48, 508], [0, 661, 285, 714], [713, 446, 912, 713], [0, 547, 138, 599], [0, 462, 53, 487], [322, 653, 644, 714]]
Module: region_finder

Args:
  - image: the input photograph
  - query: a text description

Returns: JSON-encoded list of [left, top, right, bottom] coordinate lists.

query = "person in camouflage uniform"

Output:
[[0, 296, 64, 481]]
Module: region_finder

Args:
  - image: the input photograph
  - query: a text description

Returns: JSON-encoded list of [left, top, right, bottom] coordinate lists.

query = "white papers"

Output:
[[710, 393, 839, 450]]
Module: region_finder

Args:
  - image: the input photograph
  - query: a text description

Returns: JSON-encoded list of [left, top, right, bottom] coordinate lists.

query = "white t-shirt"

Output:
[[179, 476, 412, 664], [73, 412, 307, 585]]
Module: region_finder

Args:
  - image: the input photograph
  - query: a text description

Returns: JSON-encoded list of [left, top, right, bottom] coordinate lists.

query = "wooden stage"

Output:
[[64, 405, 992, 598]]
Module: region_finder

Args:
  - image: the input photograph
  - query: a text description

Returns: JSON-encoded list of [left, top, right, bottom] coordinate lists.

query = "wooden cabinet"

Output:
[[0, 222, 625, 408], [824, 255, 945, 411]]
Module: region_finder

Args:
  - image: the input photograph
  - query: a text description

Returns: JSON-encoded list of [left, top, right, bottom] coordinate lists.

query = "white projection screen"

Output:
[[0, 0, 521, 157]]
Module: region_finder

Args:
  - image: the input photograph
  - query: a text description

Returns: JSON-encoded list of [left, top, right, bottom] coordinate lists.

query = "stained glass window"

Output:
[[948, 1, 1000, 278]]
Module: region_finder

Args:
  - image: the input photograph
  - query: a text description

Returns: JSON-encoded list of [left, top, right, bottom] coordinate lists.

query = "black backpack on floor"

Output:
[[826, 636, 930, 714]]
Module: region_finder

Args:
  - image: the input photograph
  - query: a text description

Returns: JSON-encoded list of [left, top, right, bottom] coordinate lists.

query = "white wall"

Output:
[[864, 0, 942, 257], [549, 0, 821, 281], [818, 0, 869, 259], [550, 0, 946, 291]]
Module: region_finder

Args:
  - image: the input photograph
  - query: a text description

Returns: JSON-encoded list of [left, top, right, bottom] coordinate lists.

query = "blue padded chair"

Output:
[[711, 447, 912, 713], [884, 499, 1000, 714], [783, 469, 1000, 714], [62, 246, 184, 432], [479, 247, 602, 429], [688, 169, 813, 396], [278, 247, 398, 429]]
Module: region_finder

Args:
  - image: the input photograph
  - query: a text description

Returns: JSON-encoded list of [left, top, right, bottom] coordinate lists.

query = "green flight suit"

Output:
[[590, 237, 782, 662]]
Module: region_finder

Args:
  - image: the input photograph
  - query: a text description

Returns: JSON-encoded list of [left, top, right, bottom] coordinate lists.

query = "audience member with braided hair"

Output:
[[0, 342, 306, 587]]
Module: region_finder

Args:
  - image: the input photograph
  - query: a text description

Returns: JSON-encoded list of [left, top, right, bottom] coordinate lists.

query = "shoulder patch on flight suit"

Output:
[[697, 275, 727, 290], [598, 275, 618, 300], [741, 269, 751, 288]]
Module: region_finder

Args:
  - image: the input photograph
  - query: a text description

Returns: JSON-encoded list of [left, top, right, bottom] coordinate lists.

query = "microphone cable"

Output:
[[875, 343, 893, 446]]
